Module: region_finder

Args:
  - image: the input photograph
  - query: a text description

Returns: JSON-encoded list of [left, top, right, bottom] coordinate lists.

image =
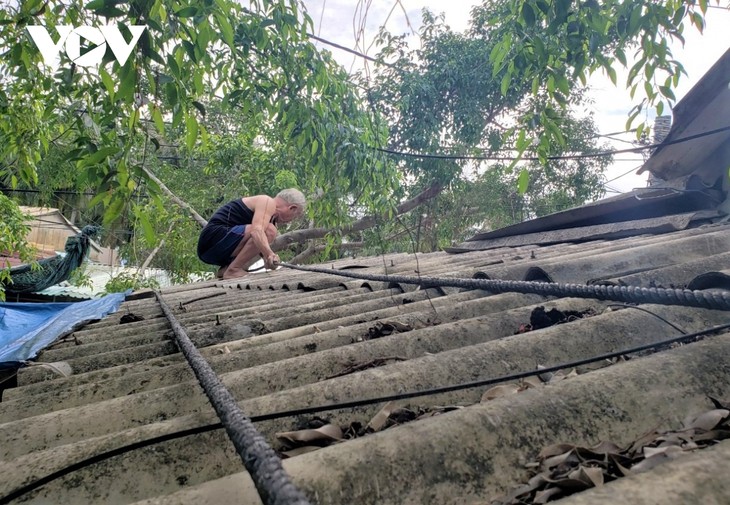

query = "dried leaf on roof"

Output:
[[491, 398, 730, 504], [275, 423, 344, 458], [481, 368, 578, 403], [325, 356, 407, 379]]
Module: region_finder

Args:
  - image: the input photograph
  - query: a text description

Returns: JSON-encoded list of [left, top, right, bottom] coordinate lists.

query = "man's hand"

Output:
[[264, 253, 280, 270]]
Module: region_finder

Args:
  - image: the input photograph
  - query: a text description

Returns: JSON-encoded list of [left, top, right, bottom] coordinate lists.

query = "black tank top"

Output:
[[207, 199, 254, 227], [197, 199, 254, 257]]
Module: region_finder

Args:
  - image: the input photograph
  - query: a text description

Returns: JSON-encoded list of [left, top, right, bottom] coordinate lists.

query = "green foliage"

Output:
[[0, 194, 35, 300], [103, 271, 159, 294], [359, 10, 609, 254], [67, 265, 94, 289], [0, 0, 398, 231], [474, 0, 715, 148]]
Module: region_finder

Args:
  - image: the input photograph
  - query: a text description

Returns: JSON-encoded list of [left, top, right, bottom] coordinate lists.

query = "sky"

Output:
[[301, 0, 730, 196]]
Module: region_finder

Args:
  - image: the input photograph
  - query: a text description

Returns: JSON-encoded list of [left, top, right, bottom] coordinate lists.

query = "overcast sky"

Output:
[[301, 1, 730, 195]]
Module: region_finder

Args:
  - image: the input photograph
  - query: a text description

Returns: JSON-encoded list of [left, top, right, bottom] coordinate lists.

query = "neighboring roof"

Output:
[[18, 205, 105, 255], [1, 212, 730, 504], [0, 249, 56, 269], [638, 48, 730, 181], [35, 265, 175, 301], [447, 187, 722, 252]]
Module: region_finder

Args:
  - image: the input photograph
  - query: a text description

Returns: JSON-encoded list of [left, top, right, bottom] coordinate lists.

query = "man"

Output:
[[197, 188, 306, 280]]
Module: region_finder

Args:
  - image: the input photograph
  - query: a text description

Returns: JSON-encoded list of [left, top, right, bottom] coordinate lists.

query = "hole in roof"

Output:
[[687, 271, 730, 291], [281, 284, 291, 291], [338, 265, 370, 270], [296, 282, 318, 292], [387, 282, 405, 293], [523, 267, 555, 283], [473, 271, 491, 279]]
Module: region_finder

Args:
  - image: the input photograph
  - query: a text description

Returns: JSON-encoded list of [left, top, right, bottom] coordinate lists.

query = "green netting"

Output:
[[4, 226, 100, 294]]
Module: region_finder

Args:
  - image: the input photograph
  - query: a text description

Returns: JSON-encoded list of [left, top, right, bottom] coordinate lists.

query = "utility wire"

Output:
[[603, 164, 645, 184], [376, 125, 730, 162]]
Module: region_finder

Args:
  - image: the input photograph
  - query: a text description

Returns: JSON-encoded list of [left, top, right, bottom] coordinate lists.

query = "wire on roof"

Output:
[[3, 319, 729, 504], [280, 262, 730, 311], [154, 292, 311, 505]]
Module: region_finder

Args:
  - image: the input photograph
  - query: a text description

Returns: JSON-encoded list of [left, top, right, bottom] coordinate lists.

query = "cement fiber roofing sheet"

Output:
[[2, 222, 730, 505]]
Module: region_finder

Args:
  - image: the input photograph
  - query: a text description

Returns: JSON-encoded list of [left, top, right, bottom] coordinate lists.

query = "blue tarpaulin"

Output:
[[0, 292, 128, 369]]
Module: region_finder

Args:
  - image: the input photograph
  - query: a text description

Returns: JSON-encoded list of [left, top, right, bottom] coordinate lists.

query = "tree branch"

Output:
[[271, 182, 444, 251], [140, 165, 209, 228], [289, 241, 364, 264], [137, 220, 175, 279]]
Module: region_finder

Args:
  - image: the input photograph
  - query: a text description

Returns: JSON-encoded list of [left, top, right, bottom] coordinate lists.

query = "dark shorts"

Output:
[[197, 224, 246, 266]]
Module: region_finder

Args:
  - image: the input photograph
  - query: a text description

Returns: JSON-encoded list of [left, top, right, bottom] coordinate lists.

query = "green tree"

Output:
[[475, 0, 722, 160], [0, 4, 397, 213], [0, 0, 402, 278], [0, 194, 35, 300], [356, 10, 610, 253]]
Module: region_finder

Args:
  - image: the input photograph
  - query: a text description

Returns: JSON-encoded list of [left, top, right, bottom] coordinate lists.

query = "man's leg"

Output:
[[223, 224, 277, 279]]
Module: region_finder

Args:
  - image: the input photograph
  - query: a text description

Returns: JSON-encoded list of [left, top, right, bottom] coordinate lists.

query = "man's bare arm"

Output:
[[246, 195, 279, 267]]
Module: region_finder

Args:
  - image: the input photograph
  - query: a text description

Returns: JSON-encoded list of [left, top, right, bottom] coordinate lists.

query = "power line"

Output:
[[307, 33, 399, 69], [376, 124, 730, 162], [603, 164, 645, 184]]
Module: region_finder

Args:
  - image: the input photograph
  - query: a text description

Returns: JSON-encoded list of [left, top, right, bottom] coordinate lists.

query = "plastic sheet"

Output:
[[0, 291, 128, 369]]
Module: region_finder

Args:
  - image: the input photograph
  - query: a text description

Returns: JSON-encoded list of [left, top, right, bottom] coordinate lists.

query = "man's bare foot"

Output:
[[216, 266, 228, 279], [222, 267, 248, 280]]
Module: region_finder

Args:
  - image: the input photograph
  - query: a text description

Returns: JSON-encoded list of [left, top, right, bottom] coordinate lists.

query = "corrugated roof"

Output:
[[638, 48, 730, 182], [3, 45, 730, 505], [1, 217, 730, 504]]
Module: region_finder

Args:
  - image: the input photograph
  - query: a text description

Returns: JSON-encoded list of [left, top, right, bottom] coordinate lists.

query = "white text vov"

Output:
[[27, 25, 146, 68]]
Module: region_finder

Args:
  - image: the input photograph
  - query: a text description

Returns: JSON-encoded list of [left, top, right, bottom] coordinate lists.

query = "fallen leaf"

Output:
[[276, 424, 343, 446], [481, 384, 522, 402], [632, 446, 684, 474], [280, 446, 323, 458], [533, 486, 563, 504], [541, 450, 578, 470], [522, 376, 544, 389], [687, 409, 729, 431], [539, 443, 576, 459], [367, 402, 396, 432], [568, 466, 604, 487]]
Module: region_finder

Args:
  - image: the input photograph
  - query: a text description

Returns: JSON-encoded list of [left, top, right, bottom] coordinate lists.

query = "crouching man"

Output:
[[197, 188, 306, 279]]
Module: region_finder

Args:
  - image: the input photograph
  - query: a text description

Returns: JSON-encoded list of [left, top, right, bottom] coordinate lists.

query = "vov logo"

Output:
[[27, 25, 146, 68]]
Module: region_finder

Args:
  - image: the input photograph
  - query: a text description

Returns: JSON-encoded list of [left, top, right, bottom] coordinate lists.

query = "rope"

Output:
[[279, 263, 730, 311], [154, 292, 311, 505]]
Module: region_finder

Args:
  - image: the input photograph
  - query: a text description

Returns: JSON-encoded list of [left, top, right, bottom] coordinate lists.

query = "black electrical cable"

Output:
[[3, 319, 729, 505], [279, 263, 730, 311], [375, 124, 730, 161], [606, 304, 687, 334]]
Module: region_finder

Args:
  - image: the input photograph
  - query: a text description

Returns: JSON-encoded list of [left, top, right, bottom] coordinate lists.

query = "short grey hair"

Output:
[[276, 188, 306, 210]]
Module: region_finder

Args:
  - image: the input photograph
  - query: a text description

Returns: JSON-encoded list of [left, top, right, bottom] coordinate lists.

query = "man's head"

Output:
[[274, 188, 306, 223]]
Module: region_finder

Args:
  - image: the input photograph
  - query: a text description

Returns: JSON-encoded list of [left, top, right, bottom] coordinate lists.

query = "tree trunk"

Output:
[[272, 183, 444, 252], [289, 241, 365, 264]]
